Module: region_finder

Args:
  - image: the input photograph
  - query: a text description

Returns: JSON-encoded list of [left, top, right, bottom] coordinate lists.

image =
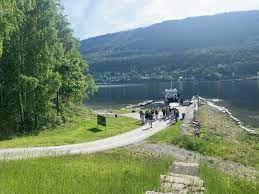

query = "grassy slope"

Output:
[[149, 106, 259, 169], [149, 121, 182, 144], [0, 108, 140, 148], [0, 149, 172, 194], [201, 164, 259, 194], [149, 110, 259, 194]]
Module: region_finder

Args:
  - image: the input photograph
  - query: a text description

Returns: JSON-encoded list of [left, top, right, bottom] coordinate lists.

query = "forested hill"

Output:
[[80, 11, 259, 82]]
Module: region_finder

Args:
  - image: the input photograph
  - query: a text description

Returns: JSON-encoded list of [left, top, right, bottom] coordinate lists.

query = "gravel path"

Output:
[[0, 113, 172, 160]]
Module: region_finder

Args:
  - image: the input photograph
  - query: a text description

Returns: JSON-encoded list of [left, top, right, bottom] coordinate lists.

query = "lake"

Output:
[[87, 80, 259, 128]]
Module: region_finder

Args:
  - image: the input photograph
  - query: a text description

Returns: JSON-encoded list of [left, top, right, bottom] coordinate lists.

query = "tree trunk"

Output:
[[19, 91, 25, 130], [33, 91, 38, 129], [0, 81, 3, 110], [17, 34, 25, 131], [56, 91, 59, 114]]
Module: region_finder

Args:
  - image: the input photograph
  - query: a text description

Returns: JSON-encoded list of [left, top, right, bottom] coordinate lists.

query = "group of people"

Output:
[[139, 106, 181, 128], [139, 108, 159, 128], [161, 107, 180, 122]]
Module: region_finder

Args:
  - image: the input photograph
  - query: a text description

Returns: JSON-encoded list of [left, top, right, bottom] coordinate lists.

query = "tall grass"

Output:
[[149, 114, 259, 169], [0, 149, 172, 194], [149, 121, 182, 143], [201, 164, 259, 194]]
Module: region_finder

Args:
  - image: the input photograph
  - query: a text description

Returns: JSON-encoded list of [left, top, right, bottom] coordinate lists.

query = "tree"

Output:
[[0, 0, 96, 137]]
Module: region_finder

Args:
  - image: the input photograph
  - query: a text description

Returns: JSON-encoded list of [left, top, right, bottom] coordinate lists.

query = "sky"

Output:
[[60, 0, 259, 40]]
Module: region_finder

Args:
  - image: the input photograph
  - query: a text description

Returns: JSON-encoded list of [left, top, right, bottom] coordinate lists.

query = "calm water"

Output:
[[87, 80, 259, 128]]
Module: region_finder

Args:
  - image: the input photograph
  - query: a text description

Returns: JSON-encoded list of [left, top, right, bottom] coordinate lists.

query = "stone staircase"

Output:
[[146, 162, 205, 194]]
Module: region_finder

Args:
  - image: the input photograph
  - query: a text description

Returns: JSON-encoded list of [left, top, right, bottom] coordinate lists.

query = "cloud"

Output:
[[60, 0, 259, 40]]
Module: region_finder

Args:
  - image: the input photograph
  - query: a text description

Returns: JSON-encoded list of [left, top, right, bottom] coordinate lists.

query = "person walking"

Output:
[[175, 108, 179, 122], [148, 110, 153, 128], [165, 107, 170, 119], [162, 108, 166, 119], [151, 109, 155, 117], [139, 110, 145, 124], [155, 108, 159, 120], [170, 107, 175, 123], [145, 110, 149, 124]]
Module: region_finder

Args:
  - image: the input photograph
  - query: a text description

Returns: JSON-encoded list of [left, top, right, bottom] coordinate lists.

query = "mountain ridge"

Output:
[[80, 10, 259, 82]]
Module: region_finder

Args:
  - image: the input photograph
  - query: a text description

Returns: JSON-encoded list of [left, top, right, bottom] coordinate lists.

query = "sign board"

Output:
[[97, 115, 106, 127]]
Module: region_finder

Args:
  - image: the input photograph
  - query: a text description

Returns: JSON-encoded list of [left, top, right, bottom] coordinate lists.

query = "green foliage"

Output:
[[0, 0, 96, 137], [200, 164, 259, 194], [0, 149, 172, 194]]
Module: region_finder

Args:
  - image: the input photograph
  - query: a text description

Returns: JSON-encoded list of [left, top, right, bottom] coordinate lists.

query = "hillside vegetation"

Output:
[[80, 11, 259, 82]]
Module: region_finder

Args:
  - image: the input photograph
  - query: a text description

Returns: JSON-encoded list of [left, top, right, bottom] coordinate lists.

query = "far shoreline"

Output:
[[94, 77, 259, 86]]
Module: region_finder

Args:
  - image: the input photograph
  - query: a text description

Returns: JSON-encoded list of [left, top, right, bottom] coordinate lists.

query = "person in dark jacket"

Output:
[[175, 108, 179, 122], [162, 108, 166, 119], [139, 110, 145, 124], [147, 110, 153, 128], [145, 110, 149, 124]]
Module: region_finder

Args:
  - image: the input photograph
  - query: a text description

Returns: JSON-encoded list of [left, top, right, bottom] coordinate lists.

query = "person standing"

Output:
[[162, 108, 166, 119], [139, 110, 145, 124], [175, 108, 179, 122], [165, 106, 170, 119], [148, 110, 153, 128], [151, 109, 155, 117], [155, 108, 159, 120], [145, 110, 149, 124], [170, 107, 175, 123]]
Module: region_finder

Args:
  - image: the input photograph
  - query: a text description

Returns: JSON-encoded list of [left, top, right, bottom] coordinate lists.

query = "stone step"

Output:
[[145, 192, 173, 194], [161, 174, 204, 186], [160, 174, 204, 194], [171, 162, 200, 177], [145, 162, 205, 194], [160, 182, 204, 194]]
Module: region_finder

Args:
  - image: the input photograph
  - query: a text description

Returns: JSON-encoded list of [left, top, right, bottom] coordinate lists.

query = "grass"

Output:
[[201, 164, 259, 194], [0, 149, 172, 194], [149, 121, 182, 144], [0, 107, 140, 148], [149, 107, 259, 169]]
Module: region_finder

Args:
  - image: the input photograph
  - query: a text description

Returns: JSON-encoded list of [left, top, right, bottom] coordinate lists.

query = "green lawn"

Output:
[[0, 110, 140, 148], [149, 121, 182, 144], [201, 164, 259, 194], [0, 149, 172, 194]]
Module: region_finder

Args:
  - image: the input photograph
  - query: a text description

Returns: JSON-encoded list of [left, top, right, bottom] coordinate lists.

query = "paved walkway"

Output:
[[0, 105, 193, 160], [0, 113, 172, 160]]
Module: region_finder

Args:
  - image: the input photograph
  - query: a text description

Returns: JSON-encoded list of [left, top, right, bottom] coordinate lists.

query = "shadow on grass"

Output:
[[136, 121, 144, 126], [88, 128, 103, 133]]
